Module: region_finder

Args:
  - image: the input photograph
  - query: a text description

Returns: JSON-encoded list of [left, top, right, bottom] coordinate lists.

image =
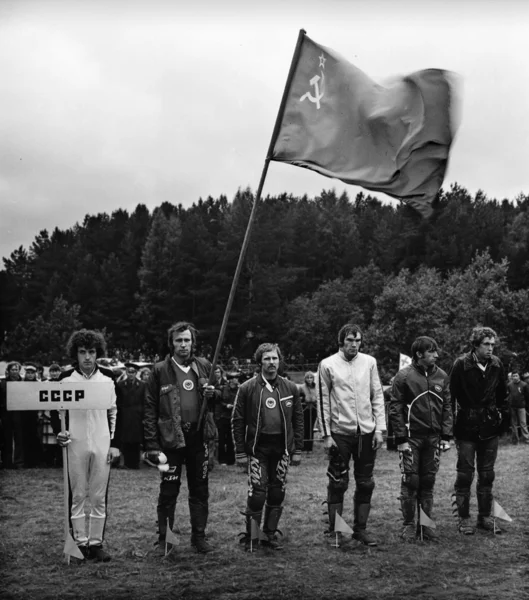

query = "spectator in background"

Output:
[[298, 371, 318, 452], [38, 363, 63, 467], [506, 370, 529, 444], [0, 361, 24, 469], [115, 363, 145, 469], [22, 363, 41, 467], [37, 364, 47, 381], [217, 371, 238, 465], [139, 367, 151, 383], [210, 366, 227, 468]]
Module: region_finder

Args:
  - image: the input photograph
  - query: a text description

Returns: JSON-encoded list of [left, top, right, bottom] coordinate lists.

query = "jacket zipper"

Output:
[[279, 397, 289, 457], [252, 387, 263, 454]]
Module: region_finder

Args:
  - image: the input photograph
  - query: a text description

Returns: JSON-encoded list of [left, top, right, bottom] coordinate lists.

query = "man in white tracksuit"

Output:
[[54, 329, 120, 562]]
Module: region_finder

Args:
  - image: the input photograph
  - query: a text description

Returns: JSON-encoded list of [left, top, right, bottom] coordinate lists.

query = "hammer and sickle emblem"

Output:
[[300, 72, 324, 109]]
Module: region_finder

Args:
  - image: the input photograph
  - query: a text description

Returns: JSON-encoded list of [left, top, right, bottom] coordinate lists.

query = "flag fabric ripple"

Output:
[[272, 34, 458, 217]]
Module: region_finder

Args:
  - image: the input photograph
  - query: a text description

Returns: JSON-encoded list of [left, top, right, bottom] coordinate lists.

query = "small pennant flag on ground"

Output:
[[63, 533, 85, 560], [419, 506, 436, 529], [334, 512, 354, 535], [399, 353, 412, 370], [165, 526, 179, 546], [250, 517, 268, 541], [493, 500, 513, 522]]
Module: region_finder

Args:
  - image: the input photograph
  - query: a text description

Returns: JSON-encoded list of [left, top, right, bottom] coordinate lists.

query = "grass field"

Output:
[[1, 441, 528, 600]]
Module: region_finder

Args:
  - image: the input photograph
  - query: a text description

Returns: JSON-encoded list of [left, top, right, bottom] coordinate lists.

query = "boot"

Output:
[[418, 497, 438, 541], [189, 500, 213, 553], [326, 502, 344, 534], [156, 507, 175, 545], [262, 505, 283, 550], [352, 502, 377, 546], [399, 494, 416, 542], [239, 509, 263, 551], [476, 490, 501, 533], [453, 493, 475, 535]]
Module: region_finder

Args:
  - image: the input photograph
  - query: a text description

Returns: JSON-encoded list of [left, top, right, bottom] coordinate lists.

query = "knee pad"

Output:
[[267, 484, 285, 507], [478, 469, 495, 488], [160, 470, 181, 498], [401, 473, 420, 492], [356, 477, 375, 496], [455, 469, 474, 490], [419, 473, 436, 492], [247, 488, 266, 513]]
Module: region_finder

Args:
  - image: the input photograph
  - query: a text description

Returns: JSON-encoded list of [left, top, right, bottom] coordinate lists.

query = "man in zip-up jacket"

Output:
[[389, 336, 452, 542], [317, 323, 385, 546], [143, 321, 216, 554], [450, 326, 508, 535], [232, 343, 303, 550]]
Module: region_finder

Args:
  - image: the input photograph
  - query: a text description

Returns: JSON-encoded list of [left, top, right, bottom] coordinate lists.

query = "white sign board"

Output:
[[6, 381, 114, 411]]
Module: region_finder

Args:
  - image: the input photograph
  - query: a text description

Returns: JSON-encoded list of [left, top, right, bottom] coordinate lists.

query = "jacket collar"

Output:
[[462, 351, 500, 371]]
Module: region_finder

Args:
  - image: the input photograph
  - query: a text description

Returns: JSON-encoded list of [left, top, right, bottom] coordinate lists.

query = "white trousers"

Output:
[[68, 438, 110, 546]]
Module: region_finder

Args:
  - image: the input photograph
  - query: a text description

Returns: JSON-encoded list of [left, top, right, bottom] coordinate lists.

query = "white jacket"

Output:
[[317, 350, 385, 437], [63, 368, 117, 444]]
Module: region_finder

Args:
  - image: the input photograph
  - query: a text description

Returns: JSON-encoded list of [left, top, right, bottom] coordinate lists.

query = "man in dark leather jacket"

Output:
[[389, 336, 452, 542], [143, 321, 216, 554], [232, 343, 303, 550], [450, 326, 508, 535]]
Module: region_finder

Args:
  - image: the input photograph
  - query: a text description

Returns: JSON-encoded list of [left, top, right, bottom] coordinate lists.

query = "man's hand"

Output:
[[440, 440, 451, 452], [397, 442, 411, 453], [291, 452, 301, 467], [373, 431, 384, 450], [107, 447, 120, 464], [57, 431, 71, 447], [235, 453, 248, 469], [202, 384, 215, 399], [323, 436, 336, 453]]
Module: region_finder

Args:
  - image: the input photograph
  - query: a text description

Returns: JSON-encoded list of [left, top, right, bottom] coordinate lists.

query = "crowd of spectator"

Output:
[[2, 355, 527, 471]]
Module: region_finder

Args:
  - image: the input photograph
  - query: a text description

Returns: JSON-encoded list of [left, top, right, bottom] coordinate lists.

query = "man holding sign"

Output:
[[53, 329, 119, 562]]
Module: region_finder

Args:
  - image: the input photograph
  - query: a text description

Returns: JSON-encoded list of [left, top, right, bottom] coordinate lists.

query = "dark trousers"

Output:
[[247, 434, 289, 512], [122, 442, 141, 469], [399, 435, 440, 523], [157, 429, 209, 539], [328, 431, 376, 505], [217, 418, 235, 465], [454, 436, 499, 518], [303, 405, 317, 451]]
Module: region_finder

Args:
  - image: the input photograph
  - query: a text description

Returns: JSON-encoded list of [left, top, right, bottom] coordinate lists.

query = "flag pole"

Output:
[[60, 410, 70, 564], [205, 29, 307, 385]]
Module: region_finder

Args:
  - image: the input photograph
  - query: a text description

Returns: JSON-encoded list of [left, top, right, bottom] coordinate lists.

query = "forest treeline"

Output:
[[2, 183, 529, 380]]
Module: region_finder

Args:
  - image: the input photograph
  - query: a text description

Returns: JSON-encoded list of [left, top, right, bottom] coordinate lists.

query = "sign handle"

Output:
[[60, 411, 70, 563]]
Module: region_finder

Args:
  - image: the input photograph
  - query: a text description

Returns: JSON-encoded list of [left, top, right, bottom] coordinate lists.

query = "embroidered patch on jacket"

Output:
[[285, 400, 293, 407], [434, 385, 443, 393], [161, 385, 172, 394], [265, 397, 276, 409], [183, 379, 194, 391]]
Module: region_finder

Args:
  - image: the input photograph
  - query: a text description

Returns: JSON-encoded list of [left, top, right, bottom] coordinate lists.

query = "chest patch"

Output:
[[285, 400, 292, 407], [265, 397, 276, 409], [183, 379, 195, 391], [434, 385, 442, 393]]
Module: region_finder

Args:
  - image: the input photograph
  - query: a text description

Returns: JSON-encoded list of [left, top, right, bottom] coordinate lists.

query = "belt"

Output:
[[181, 421, 198, 432]]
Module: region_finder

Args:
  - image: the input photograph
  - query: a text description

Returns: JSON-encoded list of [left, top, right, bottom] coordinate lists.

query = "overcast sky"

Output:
[[1, 0, 528, 262]]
